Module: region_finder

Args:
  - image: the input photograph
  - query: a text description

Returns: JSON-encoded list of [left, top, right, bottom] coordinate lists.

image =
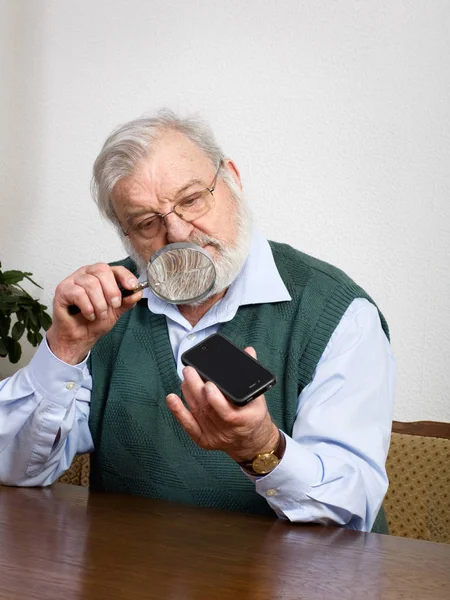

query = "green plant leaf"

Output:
[[16, 308, 27, 324], [7, 337, 22, 363], [1, 265, 48, 364], [27, 309, 40, 330], [0, 297, 19, 311], [2, 270, 31, 285], [11, 321, 25, 341], [32, 302, 44, 314], [16, 295, 36, 307], [1, 270, 42, 289], [22, 273, 42, 288], [40, 311, 52, 331], [27, 331, 37, 346], [0, 314, 11, 338]]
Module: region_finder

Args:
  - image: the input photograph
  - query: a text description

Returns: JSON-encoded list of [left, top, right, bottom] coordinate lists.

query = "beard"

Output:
[[119, 182, 253, 305]]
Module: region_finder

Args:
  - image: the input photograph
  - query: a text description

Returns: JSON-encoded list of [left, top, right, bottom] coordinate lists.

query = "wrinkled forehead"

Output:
[[111, 130, 215, 212], [147, 129, 214, 178]]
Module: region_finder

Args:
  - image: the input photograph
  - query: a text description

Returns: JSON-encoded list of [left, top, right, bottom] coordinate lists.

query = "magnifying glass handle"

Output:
[[67, 282, 149, 316]]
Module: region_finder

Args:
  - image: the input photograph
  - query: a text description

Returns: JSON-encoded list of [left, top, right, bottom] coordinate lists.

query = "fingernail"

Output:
[[128, 278, 138, 289], [88, 314, 96, 321], [111, 296, 121, 308]]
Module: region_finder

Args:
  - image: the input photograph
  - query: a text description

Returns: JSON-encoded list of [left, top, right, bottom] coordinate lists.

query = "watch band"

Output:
[[239, 429, 286, 475]]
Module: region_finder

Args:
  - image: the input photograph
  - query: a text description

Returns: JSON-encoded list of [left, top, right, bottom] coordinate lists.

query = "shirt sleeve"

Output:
[[0, 338, 94, 486], [251, 298, 396, 531]]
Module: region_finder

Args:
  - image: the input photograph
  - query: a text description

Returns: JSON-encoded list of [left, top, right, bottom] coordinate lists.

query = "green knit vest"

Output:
[[88, 241, 390, 533]]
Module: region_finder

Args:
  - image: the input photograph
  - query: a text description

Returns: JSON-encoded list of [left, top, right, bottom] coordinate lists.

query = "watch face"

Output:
[[252, 453, 280, 475]]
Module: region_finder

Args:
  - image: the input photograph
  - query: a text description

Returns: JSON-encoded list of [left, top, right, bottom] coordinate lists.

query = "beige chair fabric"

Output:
[[57, 453, 90, 487], [385, 432, 450, 543]]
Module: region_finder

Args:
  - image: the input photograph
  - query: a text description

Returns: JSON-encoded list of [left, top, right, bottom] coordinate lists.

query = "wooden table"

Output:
[[0, 484, 449, 600]]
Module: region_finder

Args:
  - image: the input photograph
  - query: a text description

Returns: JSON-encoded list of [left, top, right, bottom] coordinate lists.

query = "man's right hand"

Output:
[[46, 263, 142, 365]]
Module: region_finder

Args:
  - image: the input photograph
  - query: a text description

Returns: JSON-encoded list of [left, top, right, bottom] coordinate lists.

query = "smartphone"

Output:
[[181, 333, 277, 406]]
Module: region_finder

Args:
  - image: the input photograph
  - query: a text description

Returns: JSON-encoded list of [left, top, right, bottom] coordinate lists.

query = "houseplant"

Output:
[[0, 262, 52, 364]]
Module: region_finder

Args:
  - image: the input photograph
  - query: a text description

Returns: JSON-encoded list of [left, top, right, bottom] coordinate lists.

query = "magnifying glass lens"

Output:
[[147, 243, 216, 304]]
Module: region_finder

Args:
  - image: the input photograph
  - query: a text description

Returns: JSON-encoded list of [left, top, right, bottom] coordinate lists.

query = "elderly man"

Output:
[[0, 111, 395, 532]]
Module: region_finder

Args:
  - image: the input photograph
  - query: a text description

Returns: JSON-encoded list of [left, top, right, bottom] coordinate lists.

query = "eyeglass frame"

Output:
[[122, 161, 223, 239]]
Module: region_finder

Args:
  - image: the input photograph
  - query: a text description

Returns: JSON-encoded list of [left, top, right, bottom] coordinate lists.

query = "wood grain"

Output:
[[392, 420, 450, 439], [0, 483, 449, 600]]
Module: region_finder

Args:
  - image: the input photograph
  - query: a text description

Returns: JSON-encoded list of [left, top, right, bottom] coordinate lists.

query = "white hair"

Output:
[[91, 109, 226, 227]]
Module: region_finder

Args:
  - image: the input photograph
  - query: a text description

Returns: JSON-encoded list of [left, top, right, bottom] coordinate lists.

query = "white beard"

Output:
[[120, 187, 253, 305]]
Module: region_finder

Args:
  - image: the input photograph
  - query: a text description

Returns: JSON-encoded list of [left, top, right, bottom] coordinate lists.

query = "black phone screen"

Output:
[[181, 333, 276, 405]]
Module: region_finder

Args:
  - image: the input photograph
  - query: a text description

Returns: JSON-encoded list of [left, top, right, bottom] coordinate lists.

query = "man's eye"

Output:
[[137, 217, 158, 230], [181, 196, 201, 208]]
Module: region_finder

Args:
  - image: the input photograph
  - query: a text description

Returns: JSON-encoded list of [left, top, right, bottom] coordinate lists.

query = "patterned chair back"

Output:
[[58, 453, 90, 487], [384, 421, 450, 544]]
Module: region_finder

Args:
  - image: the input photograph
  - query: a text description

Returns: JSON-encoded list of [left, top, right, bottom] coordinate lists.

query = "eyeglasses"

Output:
[[123, 162, 222, 240]]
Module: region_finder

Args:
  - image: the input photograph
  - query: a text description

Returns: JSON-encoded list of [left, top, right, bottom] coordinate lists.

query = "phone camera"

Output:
[[201, 346, 207, 351]]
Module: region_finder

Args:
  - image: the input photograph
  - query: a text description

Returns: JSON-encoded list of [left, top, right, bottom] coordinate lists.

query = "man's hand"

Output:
[[46, 263, 142, 365], [166, 347, 280, 463]]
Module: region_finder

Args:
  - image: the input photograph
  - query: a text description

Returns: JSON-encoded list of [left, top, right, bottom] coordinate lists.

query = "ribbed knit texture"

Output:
[[88, 241, 390, 532]]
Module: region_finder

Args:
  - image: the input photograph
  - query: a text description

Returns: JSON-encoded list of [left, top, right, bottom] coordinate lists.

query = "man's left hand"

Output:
[[166, 347, 279, 463]]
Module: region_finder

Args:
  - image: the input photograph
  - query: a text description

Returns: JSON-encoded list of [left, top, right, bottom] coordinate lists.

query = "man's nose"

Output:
[[163, 211, 195, 242]]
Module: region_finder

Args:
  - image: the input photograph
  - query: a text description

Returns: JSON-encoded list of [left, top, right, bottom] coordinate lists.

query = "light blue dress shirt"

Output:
[[0, 231, 395, 531]]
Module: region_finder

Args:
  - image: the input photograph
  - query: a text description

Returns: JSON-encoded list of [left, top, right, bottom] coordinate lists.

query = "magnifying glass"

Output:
[[68, 242, 216, 315]]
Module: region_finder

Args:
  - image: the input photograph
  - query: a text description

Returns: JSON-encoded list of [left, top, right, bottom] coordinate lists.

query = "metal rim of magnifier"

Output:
[[146, 242, 216, 304]]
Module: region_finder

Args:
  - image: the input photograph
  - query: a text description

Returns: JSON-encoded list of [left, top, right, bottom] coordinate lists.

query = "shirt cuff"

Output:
[[245, 432, 323, 516], [25, 338, 90, 405]]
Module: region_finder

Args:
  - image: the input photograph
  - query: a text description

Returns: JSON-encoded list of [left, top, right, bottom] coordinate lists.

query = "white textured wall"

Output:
[[1, 0, 449, 421]]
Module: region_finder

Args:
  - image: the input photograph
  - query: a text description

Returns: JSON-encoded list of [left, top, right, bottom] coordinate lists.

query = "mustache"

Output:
[[186, 232, 223, 250]]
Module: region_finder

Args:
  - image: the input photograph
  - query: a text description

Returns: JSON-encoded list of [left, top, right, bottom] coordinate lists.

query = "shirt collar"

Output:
[[141, 229, 291, 328], [230, 228, 291, 306]]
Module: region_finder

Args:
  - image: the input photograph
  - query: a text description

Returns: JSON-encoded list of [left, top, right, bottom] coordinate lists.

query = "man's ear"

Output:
[[222, 158, 243, 191]]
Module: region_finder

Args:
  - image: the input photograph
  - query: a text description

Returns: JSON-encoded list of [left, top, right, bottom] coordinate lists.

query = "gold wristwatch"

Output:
[[239, 430, 286, 475]]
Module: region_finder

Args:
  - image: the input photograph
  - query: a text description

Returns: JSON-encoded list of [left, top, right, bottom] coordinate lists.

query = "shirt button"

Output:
[[187, 333, 196, 340], [266, 488, 278, 497], [65, 382, 76, 390]]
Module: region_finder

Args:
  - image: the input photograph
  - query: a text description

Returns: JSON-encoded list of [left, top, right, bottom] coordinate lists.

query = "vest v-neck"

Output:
[[137, 301, 182, 391]]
